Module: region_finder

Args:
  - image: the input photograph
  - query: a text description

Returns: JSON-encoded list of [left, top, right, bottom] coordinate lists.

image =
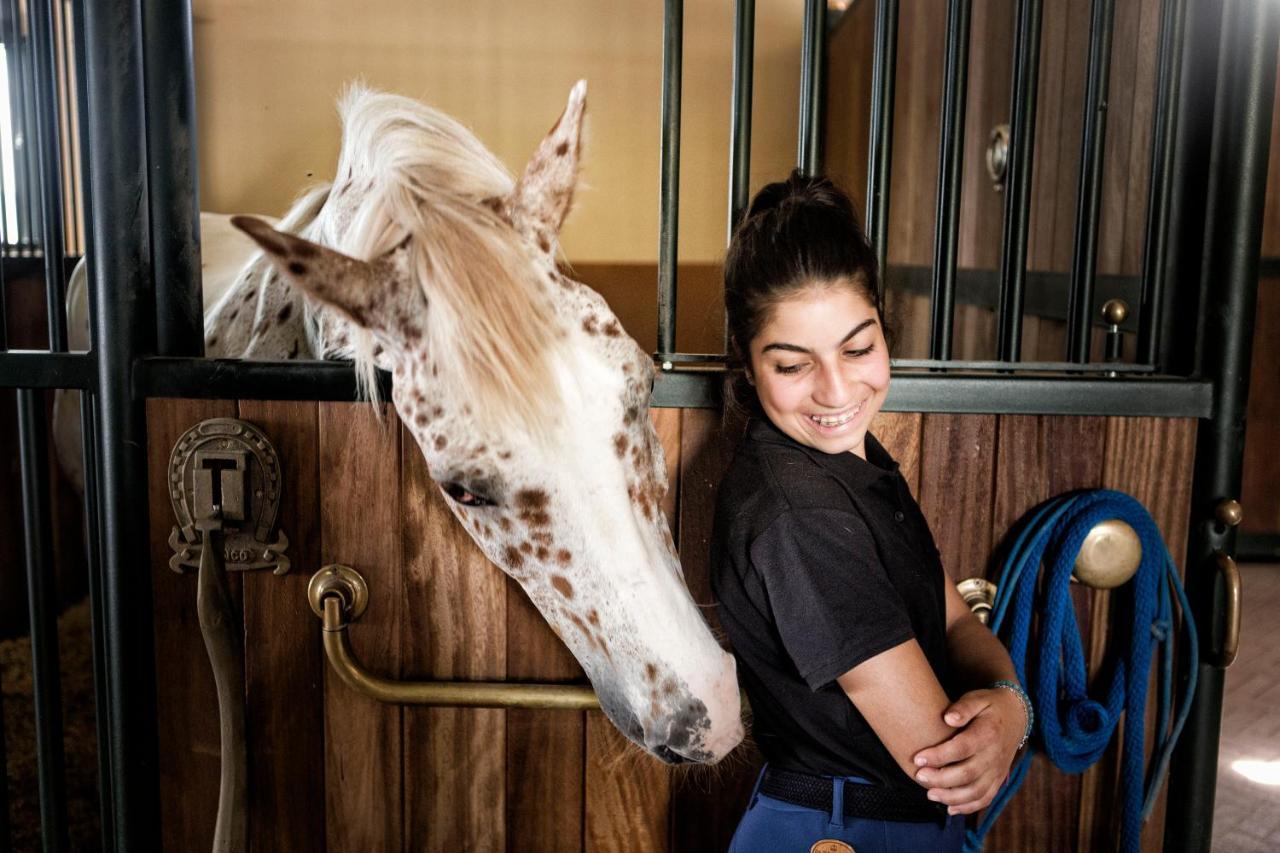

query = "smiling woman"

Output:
[[712, 171, 1029, 853]]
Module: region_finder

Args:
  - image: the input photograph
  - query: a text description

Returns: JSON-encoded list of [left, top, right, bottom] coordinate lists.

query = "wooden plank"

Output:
[[669, 407, 760, 853], [1242, 277, 1280, 534], [585, 711, 670, 853], [871, 410, 923, 497], [917, 414, 997, 582], [401, 424, 508, 850], [237, 400, 326, 852], [1096, 0, 1143, 278], [319, 402, 402, 851], [147, 397, 237, 849]]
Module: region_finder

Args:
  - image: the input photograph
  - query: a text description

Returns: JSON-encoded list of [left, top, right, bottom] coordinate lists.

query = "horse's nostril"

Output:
[[653, 745, 687, 765]]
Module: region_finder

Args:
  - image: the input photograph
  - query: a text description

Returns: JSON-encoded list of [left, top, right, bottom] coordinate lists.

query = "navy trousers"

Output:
[[728, 765, 966, 853]]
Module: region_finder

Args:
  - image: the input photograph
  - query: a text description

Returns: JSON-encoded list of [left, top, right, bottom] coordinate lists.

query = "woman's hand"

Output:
[[909, 687, 1027, 815]]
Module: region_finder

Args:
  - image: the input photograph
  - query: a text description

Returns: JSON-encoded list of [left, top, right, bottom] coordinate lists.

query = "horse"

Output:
[[56, 81, 743, 765]]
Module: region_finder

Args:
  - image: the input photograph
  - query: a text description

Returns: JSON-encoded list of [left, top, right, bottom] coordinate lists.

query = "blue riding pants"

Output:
[[728, 765, 966, 853]]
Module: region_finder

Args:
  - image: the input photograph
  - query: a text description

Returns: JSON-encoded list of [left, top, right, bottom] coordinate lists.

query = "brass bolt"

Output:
[[1101, 298, 1129, 326], [1215, 499, 1243, 528]]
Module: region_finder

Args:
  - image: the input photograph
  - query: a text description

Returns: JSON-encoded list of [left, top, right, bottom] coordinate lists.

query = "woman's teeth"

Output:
[[809, 405, 860, 428]]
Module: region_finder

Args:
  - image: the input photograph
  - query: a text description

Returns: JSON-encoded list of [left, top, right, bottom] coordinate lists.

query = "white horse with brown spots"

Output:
[[58, 82, 742, 764]]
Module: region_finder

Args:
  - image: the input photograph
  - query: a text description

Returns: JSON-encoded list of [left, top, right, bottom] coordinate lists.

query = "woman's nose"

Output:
[[812, 361, 852, 407]]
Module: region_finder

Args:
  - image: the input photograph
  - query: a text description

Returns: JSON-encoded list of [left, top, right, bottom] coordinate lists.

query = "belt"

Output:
[[759, 766, 949, 825]]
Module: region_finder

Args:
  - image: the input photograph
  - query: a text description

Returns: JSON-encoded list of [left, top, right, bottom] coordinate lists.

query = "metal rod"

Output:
[[866, 0, 899, 302], [797, 0, 825, 175], [82, 0, 161, 844], [0, 654, 8, 851], [70, 0, 90, 260], [1164, 1, 1279, 849], [18, 389, 70, 853], [32, 0, 68, 351], [8, 0, 36, 249], [656, 0, 682, 360], [1065, 0, 1116, 364], [995, 0, 1044, 362], [0, 351, 92, 388], [1137, 0, 1188, 367], [929, 0, 972, 361], [142, 0, 203, 357], [727, 0, 754, 241]]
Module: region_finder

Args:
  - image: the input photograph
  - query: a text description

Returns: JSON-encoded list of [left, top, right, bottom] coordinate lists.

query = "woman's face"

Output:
[[747, 281, 890, 459]]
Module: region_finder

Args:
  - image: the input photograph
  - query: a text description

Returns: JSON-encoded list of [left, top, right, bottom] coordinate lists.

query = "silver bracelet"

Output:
[[991, 679, 1034, 751]]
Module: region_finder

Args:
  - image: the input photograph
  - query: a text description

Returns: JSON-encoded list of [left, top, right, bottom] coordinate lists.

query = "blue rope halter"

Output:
[[963, 489, 1198, 853]]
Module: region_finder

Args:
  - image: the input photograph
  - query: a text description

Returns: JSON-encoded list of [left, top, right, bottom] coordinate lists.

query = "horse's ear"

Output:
[[508, 80, 586, 254], [230, 215, 380, 329]]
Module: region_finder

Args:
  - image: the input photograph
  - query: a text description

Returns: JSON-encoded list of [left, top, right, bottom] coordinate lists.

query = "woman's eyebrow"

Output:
[[761, 318, 877, 354]]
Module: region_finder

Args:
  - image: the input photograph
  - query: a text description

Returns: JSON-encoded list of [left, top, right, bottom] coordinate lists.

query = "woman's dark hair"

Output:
[[722, 169, 884, 417]]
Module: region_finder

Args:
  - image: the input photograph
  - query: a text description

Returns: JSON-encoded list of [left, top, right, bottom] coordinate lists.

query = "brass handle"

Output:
[[1213, 552, 1242, 668], [1073, 519, 1142, 589], [309, 565, 600, 709], [956, 578, 997, 625]]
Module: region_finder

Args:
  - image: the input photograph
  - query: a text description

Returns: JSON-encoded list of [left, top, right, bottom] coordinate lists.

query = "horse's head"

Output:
[[233, 82, 742, 764]]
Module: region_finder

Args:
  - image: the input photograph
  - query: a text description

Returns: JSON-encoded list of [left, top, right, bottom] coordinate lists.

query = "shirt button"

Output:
[[894, 510, 905, 522]]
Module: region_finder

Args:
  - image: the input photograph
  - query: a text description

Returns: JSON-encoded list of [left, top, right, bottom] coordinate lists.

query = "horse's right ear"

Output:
[[231, 215, 381, 329], [507, 80, 586, 255]]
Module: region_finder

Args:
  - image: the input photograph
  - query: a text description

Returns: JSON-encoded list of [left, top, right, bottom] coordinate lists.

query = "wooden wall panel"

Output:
[[918, 414, 997, 581], [147, 397, 237, 850], [237, 400, 326, 853], [871, 411, 923, 496], [318, 403, 402, 850], [401, 426, 509, 851]]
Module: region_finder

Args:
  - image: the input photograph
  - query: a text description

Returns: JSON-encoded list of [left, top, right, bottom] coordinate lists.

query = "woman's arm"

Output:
[[835, 637, 957, 781]]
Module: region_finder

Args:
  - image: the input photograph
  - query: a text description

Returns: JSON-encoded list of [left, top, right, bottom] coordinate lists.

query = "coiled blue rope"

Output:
[[962, 490, 1198, 853]]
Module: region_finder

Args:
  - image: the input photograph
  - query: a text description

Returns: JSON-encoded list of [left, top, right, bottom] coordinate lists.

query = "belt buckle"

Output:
[[810, 842, 855, 853]]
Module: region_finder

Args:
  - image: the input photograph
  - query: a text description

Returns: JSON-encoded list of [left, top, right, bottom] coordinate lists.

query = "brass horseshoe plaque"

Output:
[[168, 417, 290, 575]]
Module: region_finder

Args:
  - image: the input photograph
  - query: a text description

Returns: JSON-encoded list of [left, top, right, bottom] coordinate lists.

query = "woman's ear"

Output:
[[744, 367, 755, 387]]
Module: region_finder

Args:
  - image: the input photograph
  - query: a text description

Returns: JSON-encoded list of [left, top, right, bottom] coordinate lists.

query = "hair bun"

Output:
[[743, 168, 851, 222]]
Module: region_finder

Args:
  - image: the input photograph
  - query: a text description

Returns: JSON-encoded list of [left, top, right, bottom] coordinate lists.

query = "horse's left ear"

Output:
[[508, 80, 586, 254], [230, 215, 382, 329]]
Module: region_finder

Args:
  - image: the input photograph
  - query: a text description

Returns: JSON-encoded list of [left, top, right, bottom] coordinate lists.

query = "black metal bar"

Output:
[[142, 0, 202, 357], [1136, 0, 1188, 367], [866, 0, 899, 302], [1065, 0, 1116, 364], [797, 0, 825, 176], [656, 0, 682, 360], [0, 350, 92, 387], [1164, 1, 1279, 850], [70, 0, 90, 259], [17, 389, 70, 853], [32, 0, 68, 350], [0, 654, 8, 851], [929, 0, 972, 361], [9, 1, 36, 249], [727, 0, 754, 241], [138, 357, 379, 400], [82, 0, 161, 845], [995, 0, 1043, 362], [1236, 533, 1280, 563]]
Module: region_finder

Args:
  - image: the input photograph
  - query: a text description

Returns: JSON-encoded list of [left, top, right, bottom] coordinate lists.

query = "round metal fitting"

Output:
[[1073, 519, 1142, 589], [986, 124, 1010, 191], [307, 564, 369, 621], [1214, 498, 1244, 528], [956, 577, 998, 625], [1101, 298, 1129, 326]]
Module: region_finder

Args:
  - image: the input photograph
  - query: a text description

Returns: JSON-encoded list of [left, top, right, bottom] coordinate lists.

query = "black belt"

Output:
[[759, 767, 949, 825]]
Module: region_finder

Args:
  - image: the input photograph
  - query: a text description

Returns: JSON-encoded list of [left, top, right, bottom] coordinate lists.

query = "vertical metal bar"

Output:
[[17, 388, 70, 853], [797, 0, 825, 176], [1136, 0, 1187, 368], [82, 0, 161, 845], [929, 0, 972, 361], [995, 0, 1043, 362], [142, 0, 202, 357], [657, 0, 682, 360], [3, 0, 32, 249], [18, 9, 39, 252], [32, 0, 68, 351], [1065, 0, 1116, 364], [0, 652, 8, 850], [727, 0, 754, 241], [1164, 1, 1279, 850], [70, 0, 89, 259], [865, 0, 899, 303]]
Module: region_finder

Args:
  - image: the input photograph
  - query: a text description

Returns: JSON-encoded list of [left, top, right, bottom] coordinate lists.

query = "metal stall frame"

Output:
[[0, 0, 1274, 850]]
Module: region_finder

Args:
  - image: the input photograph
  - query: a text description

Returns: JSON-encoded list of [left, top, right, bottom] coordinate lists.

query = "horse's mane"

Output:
[[309, 84, 570, 439]]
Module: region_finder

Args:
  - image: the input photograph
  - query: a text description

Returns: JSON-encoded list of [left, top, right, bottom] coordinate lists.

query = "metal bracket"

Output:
[[168, 418, 290, 575]]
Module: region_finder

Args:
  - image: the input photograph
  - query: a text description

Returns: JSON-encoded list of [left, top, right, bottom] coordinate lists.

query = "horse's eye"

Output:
[[441, 482, 493, 507]]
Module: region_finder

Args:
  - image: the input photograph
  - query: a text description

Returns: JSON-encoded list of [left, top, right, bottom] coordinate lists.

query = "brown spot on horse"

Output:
[[551, 575, 574, 599]]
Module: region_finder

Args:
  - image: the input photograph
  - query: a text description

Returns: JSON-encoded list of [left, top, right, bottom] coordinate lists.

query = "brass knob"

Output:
[[957, 578, 998, 625], [1101, 298, 1129, 326], [1215, 499, 1243, 528], [308, 564, 369, 622], [986, 125, 1010, 191], [1073, 519, 1142, 589]]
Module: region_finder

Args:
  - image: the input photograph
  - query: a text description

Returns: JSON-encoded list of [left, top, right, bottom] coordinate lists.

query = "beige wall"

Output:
[[193, 0, 805, 264]]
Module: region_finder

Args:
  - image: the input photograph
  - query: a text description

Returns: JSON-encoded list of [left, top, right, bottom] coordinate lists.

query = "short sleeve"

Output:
[[749, 508, 914, 691]]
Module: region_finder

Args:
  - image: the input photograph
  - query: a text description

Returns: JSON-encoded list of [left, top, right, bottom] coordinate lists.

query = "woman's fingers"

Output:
[[925, 776, 989, 807], [912, 727, 980, 769], [915, 756, 981, 789], [940, 781, 1003, 816], [941, 691, 992, 728]]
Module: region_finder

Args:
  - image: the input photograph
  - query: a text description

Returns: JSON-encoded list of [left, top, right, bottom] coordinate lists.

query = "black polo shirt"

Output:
[[710, 416, 950, 787]]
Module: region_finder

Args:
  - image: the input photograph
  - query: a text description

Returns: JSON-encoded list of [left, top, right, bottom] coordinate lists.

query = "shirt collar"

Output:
[[744, 415, 899, 488]]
